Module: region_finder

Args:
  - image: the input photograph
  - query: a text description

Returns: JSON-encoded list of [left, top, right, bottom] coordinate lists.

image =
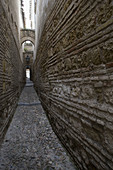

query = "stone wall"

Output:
[[0, 1, 25, 143], [34, 0, 113, 169]]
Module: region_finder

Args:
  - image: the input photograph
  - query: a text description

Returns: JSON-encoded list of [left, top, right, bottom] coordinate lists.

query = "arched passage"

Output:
[[26, 68, 30, 79], [20, 29, 35, 45], [21, 37, 35, 45], [22, 40, 34, 52], [21, 40, 34, 81]]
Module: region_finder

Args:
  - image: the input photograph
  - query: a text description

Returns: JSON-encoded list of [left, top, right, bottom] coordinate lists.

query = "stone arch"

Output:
[[20, 29, 35, 45], [21, 37, 35, 45]]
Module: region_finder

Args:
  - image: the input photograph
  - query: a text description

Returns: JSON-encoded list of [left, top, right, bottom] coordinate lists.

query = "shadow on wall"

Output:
[[0, 0, 25, 145]]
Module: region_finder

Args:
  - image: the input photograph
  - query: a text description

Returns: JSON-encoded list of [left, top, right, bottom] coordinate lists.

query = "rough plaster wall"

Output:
[[35, 0, 55, 59], [0, 1, 25, 143], [9, 0, 20, 34], [1, 0, 23, 61], [2, 0, 20, 42], [34, 0, 113, 169]]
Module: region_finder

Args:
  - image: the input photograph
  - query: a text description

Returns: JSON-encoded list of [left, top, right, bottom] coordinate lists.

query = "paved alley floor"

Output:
[[0, 80, 76, 170]]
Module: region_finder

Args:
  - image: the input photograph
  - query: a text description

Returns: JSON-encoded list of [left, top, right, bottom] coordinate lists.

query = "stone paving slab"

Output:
[[0, 80, 76, 170]]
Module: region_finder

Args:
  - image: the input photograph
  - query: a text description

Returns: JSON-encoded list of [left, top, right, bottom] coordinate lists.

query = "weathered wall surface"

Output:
[[1, 0, 24, 62], [35, 0, 55, 59], [0, 1, 25, 143], [34, 0, 113, 169], [2, 0, 20, 45]]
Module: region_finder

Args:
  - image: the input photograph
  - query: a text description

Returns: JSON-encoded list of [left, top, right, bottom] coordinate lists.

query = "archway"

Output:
[[20, 29, 35, 45], [26, 68, 30, 79], [22, 40, 34, 81], [22, 40, 34, 53]]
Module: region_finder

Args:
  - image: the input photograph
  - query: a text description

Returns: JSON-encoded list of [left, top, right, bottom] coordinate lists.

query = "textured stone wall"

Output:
[[0, 1, 25, 143], [34, 0, 113, 169]]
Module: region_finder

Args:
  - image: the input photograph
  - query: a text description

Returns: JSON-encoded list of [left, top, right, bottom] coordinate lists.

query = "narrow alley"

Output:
[[1, 0, 113, 169], [0, 80, 76, 170]]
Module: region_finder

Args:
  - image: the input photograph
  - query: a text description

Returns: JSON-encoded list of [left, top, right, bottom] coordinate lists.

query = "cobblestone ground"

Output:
[[0, 80, 76, 170]]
